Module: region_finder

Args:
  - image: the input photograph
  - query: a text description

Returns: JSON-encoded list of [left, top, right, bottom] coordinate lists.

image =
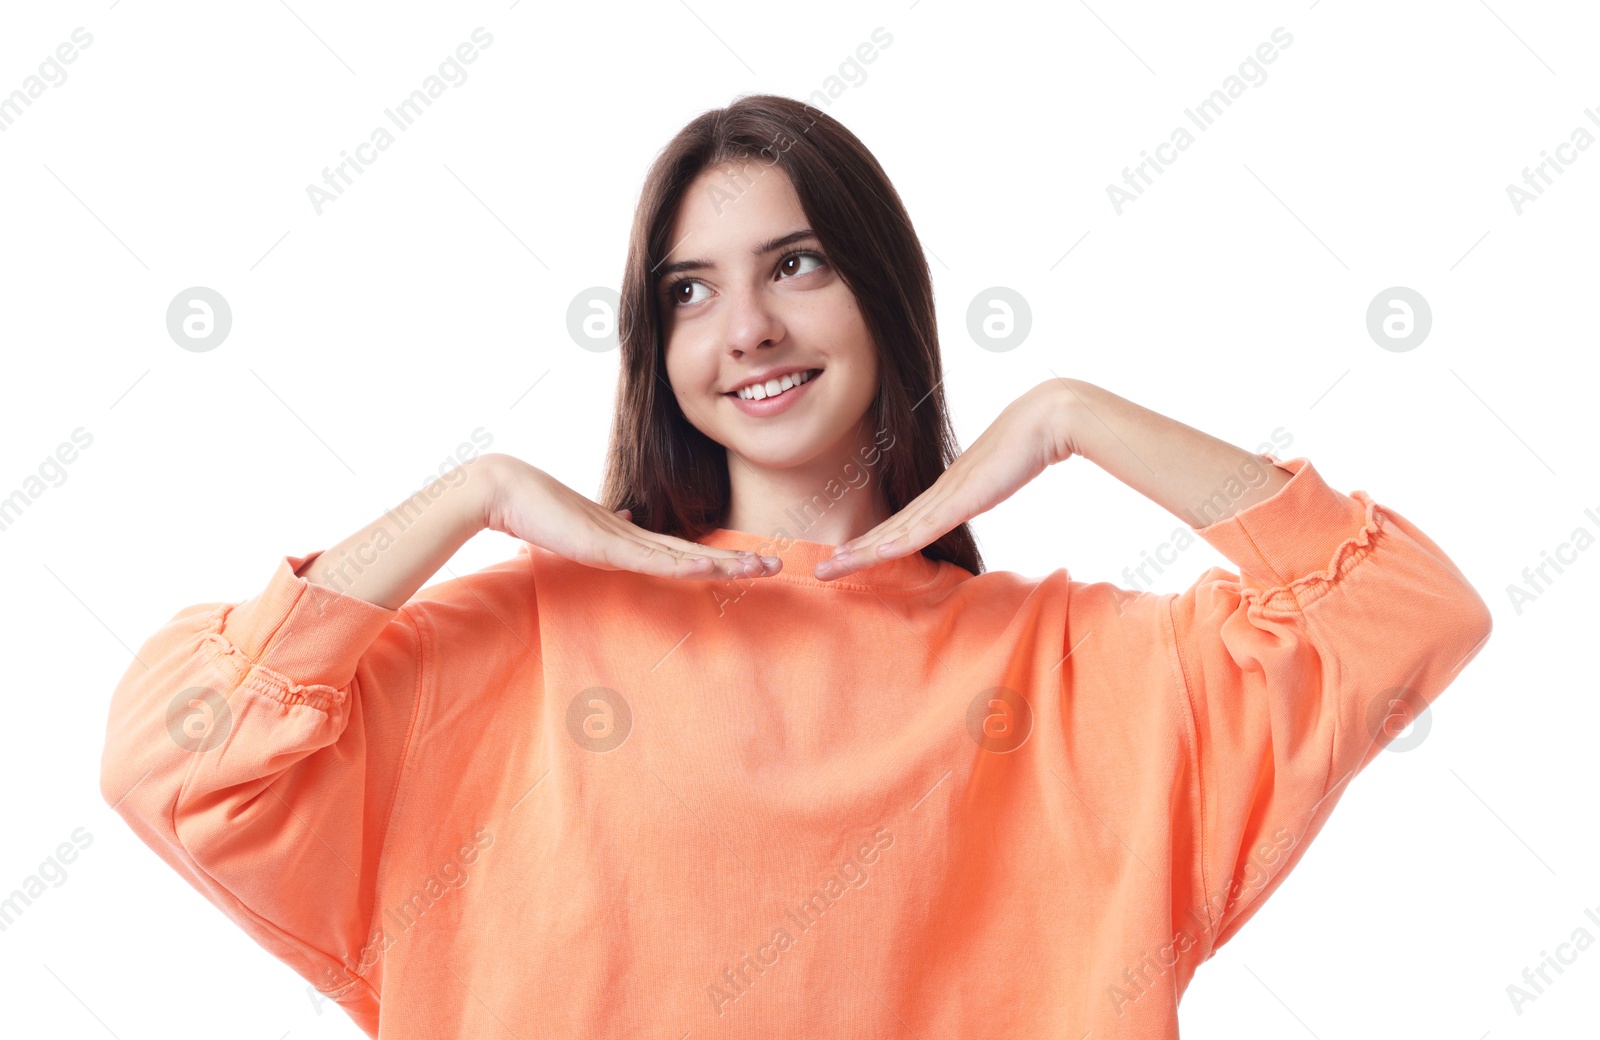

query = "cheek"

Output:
[[662, 332, 685, 384], [829, 297, 871, 351], [663, 336, 708, 400]]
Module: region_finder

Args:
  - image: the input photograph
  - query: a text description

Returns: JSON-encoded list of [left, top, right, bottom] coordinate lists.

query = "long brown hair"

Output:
[[599, 93, 983, 576]]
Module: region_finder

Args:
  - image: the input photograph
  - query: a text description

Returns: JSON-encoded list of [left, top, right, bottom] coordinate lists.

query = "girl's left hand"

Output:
[[816, 379, 1078, 581]]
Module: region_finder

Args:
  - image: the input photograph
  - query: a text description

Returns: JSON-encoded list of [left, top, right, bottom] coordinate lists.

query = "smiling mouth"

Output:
[[725, 368, 823, 402]]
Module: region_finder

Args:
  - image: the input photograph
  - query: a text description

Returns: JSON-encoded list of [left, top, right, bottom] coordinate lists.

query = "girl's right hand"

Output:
[[478, 454, 782, 581]]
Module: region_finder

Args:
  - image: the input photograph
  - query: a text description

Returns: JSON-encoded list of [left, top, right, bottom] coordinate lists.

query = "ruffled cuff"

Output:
[[1190, 455, 1382, 606], [208, 550, 401, 700]]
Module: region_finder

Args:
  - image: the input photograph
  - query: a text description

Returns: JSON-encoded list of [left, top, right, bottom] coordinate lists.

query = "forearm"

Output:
[[1053, 379, 1293, 529], [295, 454, 500, 610]]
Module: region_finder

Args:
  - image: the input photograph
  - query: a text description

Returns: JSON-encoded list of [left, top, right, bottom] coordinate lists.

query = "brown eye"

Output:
[[669, 280, 709, 307], [778, 251, 824, 279]]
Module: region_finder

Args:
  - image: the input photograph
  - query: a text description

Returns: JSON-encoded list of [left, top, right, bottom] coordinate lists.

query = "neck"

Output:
[[721, 422, 892, 547]]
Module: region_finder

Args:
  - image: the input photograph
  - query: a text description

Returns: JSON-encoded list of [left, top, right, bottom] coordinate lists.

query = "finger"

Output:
[[648, 532, 784, 581], [648, 546, 776, 581], [827, 503, 919, 560], [831, 473, 957, 558], [649, 529, 778, 562], [817, 491, 957, 581], [883, 488, 960, 550], [603, 509, 758, 569], [595, 535, 722, 579], [817, 524, 911, 581], [605, 509, 762, 565], [602, 526, 782, 582]]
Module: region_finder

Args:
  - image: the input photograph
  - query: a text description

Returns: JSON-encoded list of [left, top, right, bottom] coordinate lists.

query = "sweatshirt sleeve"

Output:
[[1162, 454, 1492, 967], [97, 545, 530, 1035]]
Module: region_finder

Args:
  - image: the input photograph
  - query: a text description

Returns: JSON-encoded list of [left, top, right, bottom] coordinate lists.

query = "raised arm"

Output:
[[99, 450, 798, 1028], [1059, 379, 1493, 961], [99, 458, 504, 1030], [1047, 377, 1293, 529]]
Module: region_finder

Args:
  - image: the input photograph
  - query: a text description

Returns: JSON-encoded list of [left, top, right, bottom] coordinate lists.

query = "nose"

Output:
[[721, 282, 786, 358]]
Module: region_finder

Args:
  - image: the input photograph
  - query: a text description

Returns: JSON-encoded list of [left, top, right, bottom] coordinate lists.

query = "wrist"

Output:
[[1037, 377, 1091, 465], [464, 453, 505, 532]]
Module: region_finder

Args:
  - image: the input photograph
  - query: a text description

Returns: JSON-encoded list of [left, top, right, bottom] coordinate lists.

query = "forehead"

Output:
[[665, 160, 808, 258]]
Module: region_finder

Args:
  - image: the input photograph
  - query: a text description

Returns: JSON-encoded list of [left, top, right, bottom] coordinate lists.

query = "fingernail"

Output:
[[760, 555, 780, 567]]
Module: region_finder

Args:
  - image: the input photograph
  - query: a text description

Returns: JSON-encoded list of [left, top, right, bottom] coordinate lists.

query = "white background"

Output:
[[1, 0, 1595, 1036]]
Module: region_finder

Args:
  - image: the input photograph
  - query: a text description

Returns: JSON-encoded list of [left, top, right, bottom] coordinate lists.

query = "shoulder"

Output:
[[402, 542, 536, 640]]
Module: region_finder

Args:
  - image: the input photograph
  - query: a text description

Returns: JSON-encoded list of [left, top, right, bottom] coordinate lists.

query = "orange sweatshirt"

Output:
[[100, 454, 1492, 1038]]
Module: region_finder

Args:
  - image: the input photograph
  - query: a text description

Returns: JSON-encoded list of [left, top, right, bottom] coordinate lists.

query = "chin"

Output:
[[727, 435, 828, 470]]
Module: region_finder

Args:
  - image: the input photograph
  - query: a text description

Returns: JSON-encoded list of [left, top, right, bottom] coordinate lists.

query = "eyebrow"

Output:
[[654, 229, 819, 283]]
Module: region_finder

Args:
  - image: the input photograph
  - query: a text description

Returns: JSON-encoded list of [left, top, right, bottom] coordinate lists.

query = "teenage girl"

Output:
[[102, 94, 1492, 1038]]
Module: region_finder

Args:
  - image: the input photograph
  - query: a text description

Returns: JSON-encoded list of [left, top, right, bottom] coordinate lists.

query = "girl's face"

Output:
[[659, 161, 879, 473]]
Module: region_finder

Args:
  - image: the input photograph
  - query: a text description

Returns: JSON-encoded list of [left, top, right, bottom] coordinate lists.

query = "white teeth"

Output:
[[736, 369, 815, 401]]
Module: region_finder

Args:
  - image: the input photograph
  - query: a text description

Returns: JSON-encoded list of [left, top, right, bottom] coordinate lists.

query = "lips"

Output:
[[727, 367, 821, 401], [725, 364, 823, 394], [725, 367, 822, 416]]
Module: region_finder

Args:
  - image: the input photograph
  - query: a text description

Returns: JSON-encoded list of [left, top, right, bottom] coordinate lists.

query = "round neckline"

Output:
[[697, 527, 944, 591]]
